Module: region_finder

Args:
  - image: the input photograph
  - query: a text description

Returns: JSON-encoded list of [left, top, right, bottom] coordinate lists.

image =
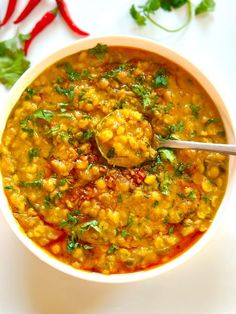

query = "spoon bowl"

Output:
[[96, 109, 236, 168]]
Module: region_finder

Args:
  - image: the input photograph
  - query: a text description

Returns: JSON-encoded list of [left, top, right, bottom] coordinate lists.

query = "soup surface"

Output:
[[0, 45, 228, 274]]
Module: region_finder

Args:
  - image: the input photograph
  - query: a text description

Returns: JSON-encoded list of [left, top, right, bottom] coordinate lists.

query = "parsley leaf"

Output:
[[0, 34, 30, 88], [195, 0, 215, 15], [88, 44, 108, 59]]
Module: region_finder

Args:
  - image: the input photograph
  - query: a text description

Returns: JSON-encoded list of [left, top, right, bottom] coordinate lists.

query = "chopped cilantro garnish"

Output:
[[88, 44, 108, 59], [158, 148, 176, 164], [32, 108, 54, 122], [107, 244, 119, 255], [20, 118, 34, 136], [159, 174, 172, 195], [168, 225, 175, 235], [175, 163, 185, 176], [152, 67, 168, 88], [81, 129, 94, 142], [78, 220, 101, 234], [28, 147, 39, 161], [121, 229, 129, 238], [132, 84, 152, 109], [58, 179, 67, 186], [190, 104, 200, 118], [60, 210, 81, 229], [206, 118, 220, 125], [22, 179, 43, 188], [63, 63, 92, 81], [83, 244, 93, 250], [4, 185, 14, 190], [25, 87, 36, 99], [54, 85, 74, 98], [44, 196, 52, 209]]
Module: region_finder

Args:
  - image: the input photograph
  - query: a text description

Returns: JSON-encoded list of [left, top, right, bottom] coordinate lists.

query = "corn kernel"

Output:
[[99, 129, 113, 143], [144, 175, 156, 185], [96, 178, 106, 190]]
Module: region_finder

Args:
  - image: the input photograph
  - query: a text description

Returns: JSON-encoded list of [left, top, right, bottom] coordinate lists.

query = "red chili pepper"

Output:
[[14, 0, 41, 24], [56, 0, 89, 36], [24, 7, 58, 56], [0, 0, 17, 27]]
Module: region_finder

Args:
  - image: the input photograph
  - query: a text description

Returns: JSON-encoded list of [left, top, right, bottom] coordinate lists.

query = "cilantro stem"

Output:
[[144, 0, 192, 33]]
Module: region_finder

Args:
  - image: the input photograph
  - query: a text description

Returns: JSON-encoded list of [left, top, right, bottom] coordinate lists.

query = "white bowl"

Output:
[[0, 35, 235, 284]]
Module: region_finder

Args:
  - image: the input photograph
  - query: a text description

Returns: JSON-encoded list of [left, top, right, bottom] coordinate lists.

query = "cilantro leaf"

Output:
[[206, 118, 220, 126], [22, 179, 43, 188], [88, 44, 108, 59], [158, 148, 176, 164], [32, 109, 54, 122], [63, 63, 92, 81], [130, 5, 147, 25], [190, 104, 200, 118], [195, 0, 215, 15], [107, 244, 119, 255], [152, 67, 168, 88], [159, 173, 172, 195], [0, 34, 30, 88], [28, 147, 39, 161], [132, 84, 152, 109], [54, 85, 75, 98], [168, 225, 175, 235], [161, 0, 188, 11], [142, 0, 161, 13], [78, 220, 101, 234]]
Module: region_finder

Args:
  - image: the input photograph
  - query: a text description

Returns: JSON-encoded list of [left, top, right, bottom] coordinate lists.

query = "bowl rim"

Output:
[[1, 34, 236, 284]]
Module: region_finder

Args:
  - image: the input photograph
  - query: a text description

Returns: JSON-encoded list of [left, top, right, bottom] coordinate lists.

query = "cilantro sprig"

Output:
[[0, 33, 30, 88], [130, 0, 216, 32]]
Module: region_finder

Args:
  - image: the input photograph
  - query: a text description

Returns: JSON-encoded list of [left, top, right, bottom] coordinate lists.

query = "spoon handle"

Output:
[[159, 139, 236, 156]]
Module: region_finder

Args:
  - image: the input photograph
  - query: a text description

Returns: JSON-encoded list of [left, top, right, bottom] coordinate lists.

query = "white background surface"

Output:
[[0, 1, 236, 313]]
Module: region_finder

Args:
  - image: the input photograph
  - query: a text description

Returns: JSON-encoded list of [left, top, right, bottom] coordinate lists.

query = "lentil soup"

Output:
[[0, 44, 228, 274]]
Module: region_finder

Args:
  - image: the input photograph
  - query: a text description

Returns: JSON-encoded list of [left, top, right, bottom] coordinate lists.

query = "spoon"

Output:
[[95, 109, 236, 168]]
